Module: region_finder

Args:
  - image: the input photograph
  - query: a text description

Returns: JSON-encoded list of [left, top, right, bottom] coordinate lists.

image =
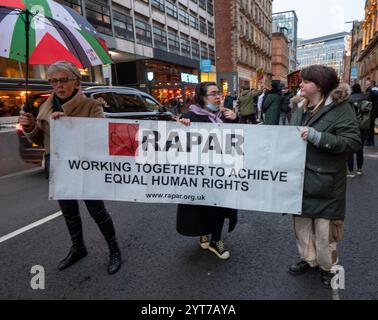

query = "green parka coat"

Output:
[[290, 84, 361, 220]]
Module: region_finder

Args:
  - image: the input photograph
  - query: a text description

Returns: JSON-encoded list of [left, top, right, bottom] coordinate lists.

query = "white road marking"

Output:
[[0, 167, 43, 180], [0, 211, 62, 244]]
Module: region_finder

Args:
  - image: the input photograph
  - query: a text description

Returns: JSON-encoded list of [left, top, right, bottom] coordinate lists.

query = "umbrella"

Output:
[[0, 0, 112, 110]]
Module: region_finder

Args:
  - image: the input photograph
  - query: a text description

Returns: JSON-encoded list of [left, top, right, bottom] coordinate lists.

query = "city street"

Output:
[[0, 141, 377, 300]]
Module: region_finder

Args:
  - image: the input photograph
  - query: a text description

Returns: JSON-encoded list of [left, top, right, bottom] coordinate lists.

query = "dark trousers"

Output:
[[58, 200, 118, 252], [280, 112, 292, 125], [240, 114, 257, 124], [367, 108, 377, 144], [347, 131, 366, 171], [210, 217, 225, 243]]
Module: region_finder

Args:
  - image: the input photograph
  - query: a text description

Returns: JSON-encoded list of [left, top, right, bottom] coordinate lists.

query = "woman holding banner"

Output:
[[177, 82, 239, 260], [288, 65, 361, 288], [19, 61, 122, 275]]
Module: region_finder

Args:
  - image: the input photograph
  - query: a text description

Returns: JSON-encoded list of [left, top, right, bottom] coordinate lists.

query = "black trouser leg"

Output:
[[347, 153, 354, 172], [84, 200, 120, 254], [211, 218, 225, 243], [356, 146, 364, 169], [367, 109, 376, 144], [58, 200, 84, 248]]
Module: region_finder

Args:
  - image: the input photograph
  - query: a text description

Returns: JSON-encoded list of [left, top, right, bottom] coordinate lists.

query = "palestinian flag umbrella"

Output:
[[0, 0, 112, 109]]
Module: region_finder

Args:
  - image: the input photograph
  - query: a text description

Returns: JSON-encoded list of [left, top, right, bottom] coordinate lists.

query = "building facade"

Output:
[[272, 10, 298, 73], [271, 31, 289, 85], [99, 0, 217, 105], [215, 0, 272, 94], [358, 0, 378, 87], [297, 32, 349, 80]]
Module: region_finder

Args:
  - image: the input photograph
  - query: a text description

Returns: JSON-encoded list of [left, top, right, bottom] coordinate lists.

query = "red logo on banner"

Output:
[[109, 123, 139, 156]]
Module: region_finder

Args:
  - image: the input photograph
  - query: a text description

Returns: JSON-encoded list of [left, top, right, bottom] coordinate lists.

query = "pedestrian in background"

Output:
[[176, 82, 238, 260], [19, 61, 122, 275], [238, 87, 256, 124], [224, 92, 234, 110], [280, 86, 293, 125], [365, 79, 378, 146], [347, 83, 372, 178], [288, 65, 361, 288], [262, 81, 282, 125]]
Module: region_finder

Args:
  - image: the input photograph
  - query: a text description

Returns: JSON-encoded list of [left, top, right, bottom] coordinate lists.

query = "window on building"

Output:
[[200, 42, 208, 60], [208, 22, 214, 38], [209, 45, 215, 64], [199, 0, 206, 11], [181, 33, 191, 58], [135, 17, 152, 46], [191, 38, 200, 60], [152, 0, 165, 12], [166, 1, 178, 18], [85, 0, 112, 35], [56, 0, 82, 14], [113, 10, 134, 41], [189, 11, 199, 30], [153, 23, 168, 51], [168, 29, 180, 54], [199, 17, 207, 35], [207, 0, 213, 15], [179, 5, 189, 25]]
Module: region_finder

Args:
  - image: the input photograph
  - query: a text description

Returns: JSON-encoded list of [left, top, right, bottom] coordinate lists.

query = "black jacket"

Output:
[[176, 110, 238, 236]]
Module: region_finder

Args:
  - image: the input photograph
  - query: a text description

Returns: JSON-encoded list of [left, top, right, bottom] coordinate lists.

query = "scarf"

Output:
[[189, 104, 223, 123], [52, 89, 79, 112]]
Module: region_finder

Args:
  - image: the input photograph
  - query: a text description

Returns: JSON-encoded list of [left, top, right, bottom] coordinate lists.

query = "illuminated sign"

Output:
[[181, 73, 199, 84]]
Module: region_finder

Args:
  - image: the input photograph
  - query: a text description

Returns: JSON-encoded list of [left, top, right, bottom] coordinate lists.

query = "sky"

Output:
[[273, 0, 366, 40]]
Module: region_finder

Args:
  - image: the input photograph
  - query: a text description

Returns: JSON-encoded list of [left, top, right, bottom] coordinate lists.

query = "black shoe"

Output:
[[108, 251, 122, 275], [288, 260, 316, 275], [57, 246, 88, 271], [321, 270, 334, 289]]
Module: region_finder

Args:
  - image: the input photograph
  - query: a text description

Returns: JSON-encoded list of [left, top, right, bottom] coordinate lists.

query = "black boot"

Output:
[[57, 245, 88, 270], [58, 200, 88, 271], [85, 201, 122, 275], [107, 238, 122, 275]]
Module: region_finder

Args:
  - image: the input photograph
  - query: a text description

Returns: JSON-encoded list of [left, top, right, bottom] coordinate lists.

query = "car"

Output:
[[17, 86, 174, 164]]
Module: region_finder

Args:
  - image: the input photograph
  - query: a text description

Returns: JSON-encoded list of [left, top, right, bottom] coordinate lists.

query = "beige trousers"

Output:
[[293, 216, 344, 271]]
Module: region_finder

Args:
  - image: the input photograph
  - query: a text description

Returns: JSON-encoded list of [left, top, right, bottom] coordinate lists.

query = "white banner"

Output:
[[49, 118, 307, 215]]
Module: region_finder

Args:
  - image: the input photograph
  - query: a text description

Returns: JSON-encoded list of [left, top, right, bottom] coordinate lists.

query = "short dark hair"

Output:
[[300, 65, 339, 97], [351, 83, 362, 94], [194, 82, 217, 108]]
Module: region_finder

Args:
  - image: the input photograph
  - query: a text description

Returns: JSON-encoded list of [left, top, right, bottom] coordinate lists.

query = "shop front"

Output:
[[145, 59, 200, 113]]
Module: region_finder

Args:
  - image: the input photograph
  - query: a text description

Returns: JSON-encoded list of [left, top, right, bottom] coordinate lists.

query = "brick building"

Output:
[[215, 0, 273, 94], [271, 30, 289, 85]]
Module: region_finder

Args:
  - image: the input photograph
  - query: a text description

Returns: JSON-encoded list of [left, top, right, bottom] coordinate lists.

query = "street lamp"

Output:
[[146, 71, 154, 94]]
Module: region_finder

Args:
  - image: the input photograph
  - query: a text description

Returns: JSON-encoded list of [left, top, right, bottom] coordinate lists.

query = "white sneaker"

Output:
[[347, 172, 356, 178], [208, 240, 230, 260], [356, 169, 363, 176], [199, 235, 210, 250]]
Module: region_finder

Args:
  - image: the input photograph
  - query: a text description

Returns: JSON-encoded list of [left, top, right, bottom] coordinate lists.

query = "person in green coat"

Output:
[[288, 65, 361, 289], [262, 81, 283, 125]]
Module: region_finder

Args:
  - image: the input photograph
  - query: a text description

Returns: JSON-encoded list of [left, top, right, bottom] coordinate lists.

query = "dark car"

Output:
[[18, 86, 173, 164]]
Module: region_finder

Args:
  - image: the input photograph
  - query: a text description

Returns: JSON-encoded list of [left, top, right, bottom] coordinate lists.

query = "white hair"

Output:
[[47, 61, 82, 82]]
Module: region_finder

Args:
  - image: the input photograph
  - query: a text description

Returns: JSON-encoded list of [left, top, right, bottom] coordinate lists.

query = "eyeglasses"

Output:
[[48, 77, 77, 86], [206, 92, 222, 97]]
